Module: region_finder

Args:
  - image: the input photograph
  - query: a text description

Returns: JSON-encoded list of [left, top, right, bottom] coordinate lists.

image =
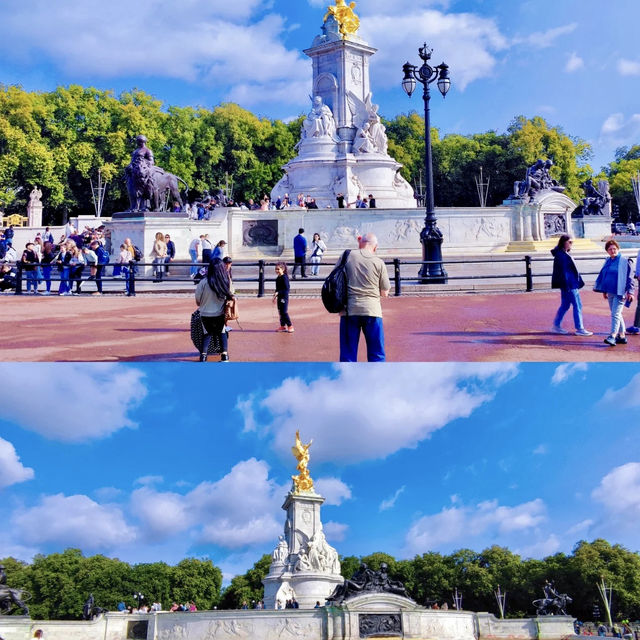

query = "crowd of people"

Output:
[[182, 191, 377, 214]]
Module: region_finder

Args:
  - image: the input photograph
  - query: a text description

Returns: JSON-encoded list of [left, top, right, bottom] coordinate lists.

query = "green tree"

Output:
[[603, 145, 640, 222], [171, 558, 222, 610], [218, 554, 271, 610]]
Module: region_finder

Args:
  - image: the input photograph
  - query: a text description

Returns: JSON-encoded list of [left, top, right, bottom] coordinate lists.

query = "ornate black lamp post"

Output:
[[402, 44, 451, 283]]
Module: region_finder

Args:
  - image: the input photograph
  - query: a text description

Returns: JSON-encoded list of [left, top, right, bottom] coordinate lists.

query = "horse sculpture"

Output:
[[533, 581, 572, 616], [0, 585, 31, 616]]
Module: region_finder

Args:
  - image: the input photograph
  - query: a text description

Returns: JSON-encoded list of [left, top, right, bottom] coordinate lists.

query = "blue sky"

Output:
[[0, 0, 639, 172], [1, 362, 640, 583]]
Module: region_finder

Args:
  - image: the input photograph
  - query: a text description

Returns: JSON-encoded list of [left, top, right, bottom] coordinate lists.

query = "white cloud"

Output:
[[566, 519, 594, 536], [0, 364, 147, 442], [600, 113, 640, 147], [315, 477, 352, 506], [132, 487, 191, 540], [361, 11, 508, 91], [12, 493, 136, 549], [135, 475, 164, 487], [404, 498, 546, 554], [618, 59, 640, 76], [533, 444, 547, 455], [565, 52, 584, 72], [379, 486, 405, 512], [323, 520, 349, 542], [600, 373, 640, 407], [515, 23, 578, 48], [551, 362, 588, 385], [517, 534, 561, 559], [592, 463, 640, 520], [241, 363, 518, 464], [0, 437, 34, 489], [0, 2, 308, 106], [93, 487, 123, 501], [133, 458, 285, 548]]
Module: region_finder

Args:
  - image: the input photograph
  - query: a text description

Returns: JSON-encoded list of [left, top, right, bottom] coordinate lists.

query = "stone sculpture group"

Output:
[[513, 159, 565, 200]]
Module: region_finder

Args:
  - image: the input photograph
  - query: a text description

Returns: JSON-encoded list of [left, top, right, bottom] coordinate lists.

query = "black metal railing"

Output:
[[10, 254, 613, 297]]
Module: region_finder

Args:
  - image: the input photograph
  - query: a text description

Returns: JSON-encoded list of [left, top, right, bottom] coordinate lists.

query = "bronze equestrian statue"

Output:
[[0, 565, 30, 616]]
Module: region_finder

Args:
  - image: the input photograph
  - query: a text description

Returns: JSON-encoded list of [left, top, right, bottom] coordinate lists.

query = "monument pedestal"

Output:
[[263, 490, 343, 609], [271, 16, 416, 209]]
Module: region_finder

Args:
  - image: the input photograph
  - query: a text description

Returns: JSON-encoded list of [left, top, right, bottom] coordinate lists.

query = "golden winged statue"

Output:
[[291, 430, 314, 493], [324, 0, 360, 39]]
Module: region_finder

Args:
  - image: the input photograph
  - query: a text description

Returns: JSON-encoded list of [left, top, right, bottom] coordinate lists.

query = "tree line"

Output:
[[4, 539, 638, 621], [0, 84, 638, 223]]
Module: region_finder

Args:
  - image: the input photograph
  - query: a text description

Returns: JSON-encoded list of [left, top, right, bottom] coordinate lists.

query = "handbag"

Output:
[[225, 297, 239, 322], [190, 309, 222, 355]]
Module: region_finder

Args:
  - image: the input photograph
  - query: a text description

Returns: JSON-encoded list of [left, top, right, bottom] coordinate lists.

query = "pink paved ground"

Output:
[[1, 290, 638, 362]]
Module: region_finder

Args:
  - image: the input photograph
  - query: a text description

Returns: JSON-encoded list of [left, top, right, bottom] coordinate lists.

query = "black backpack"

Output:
[[132, 245, 143, 261], [321, 250, 351, 313]]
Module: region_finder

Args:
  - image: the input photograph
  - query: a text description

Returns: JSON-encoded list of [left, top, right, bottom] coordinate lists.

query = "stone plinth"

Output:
[[476, 612, 576, 640], [228, 206, 514, 259], [0, 607, 577, 640], [263, 489, 343, 609]]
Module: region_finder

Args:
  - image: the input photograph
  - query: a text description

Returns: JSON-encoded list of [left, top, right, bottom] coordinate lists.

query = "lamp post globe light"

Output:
[[402, 44, 451, 283]]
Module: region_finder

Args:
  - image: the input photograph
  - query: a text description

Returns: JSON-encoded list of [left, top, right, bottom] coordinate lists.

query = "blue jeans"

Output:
[[553, 288, 585, 331], [58, 267, 70, 294], [608, 294, 626, 336], [340, 316, 385, 362], [189, 249, 199, 276], [25, 270, 37, 292], [42, 265, 52, 292]]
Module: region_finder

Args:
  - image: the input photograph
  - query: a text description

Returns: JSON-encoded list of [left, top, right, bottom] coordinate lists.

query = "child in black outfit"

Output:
[[273, 262, 294, 333]]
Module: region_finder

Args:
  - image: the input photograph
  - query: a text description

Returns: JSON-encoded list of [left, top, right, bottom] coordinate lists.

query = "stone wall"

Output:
[[0, 608, 576, 640]]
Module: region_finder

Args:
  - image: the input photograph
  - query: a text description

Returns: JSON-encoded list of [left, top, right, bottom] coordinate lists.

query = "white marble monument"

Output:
[[26, 186, 43, 227], [271, 1, 416, 209], [262, 431, 343, 609]]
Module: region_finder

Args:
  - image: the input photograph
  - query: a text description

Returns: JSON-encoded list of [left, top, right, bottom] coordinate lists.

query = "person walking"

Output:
[[292, 228, 307, 279], [309, 233, 327, 276], [550, 234, 592, 336], [594, 239, 634, 346], [273, 262, 294, 333], [194, 258, 233, 362], [338, 233, 390, 362]]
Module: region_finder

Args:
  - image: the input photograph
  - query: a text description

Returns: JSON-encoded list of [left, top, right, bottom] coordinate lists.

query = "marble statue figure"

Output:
[[302, 96, 337, 140]]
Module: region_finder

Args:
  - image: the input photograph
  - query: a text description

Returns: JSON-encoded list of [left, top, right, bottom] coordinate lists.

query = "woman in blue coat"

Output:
[[594, 239, 634, 346], [550, 235, 592, 336]]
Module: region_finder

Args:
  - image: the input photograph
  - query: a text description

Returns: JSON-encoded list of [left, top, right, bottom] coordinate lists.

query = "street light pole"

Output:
[[402, 44, 451, 283]]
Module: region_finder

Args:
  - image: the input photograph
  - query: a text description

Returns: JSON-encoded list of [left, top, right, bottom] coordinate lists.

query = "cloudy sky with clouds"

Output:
[[0, 0, 638, 170], [1, 362, 639, 583]]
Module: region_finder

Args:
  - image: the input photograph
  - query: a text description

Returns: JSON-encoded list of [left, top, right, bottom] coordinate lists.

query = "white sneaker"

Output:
[[575, 329, 593, 336], [551, 325, 569, 335]]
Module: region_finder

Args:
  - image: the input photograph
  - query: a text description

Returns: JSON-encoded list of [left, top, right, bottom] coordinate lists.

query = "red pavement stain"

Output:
[[0, 290, 638, 362]]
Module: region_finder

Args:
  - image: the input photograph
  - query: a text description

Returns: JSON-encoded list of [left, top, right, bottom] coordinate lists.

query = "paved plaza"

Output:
[[1, 289, 638, 362]]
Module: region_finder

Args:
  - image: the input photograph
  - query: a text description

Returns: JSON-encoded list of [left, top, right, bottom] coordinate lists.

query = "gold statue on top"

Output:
[[324, 0, 360, 39], [291, 430, 314, 493]]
